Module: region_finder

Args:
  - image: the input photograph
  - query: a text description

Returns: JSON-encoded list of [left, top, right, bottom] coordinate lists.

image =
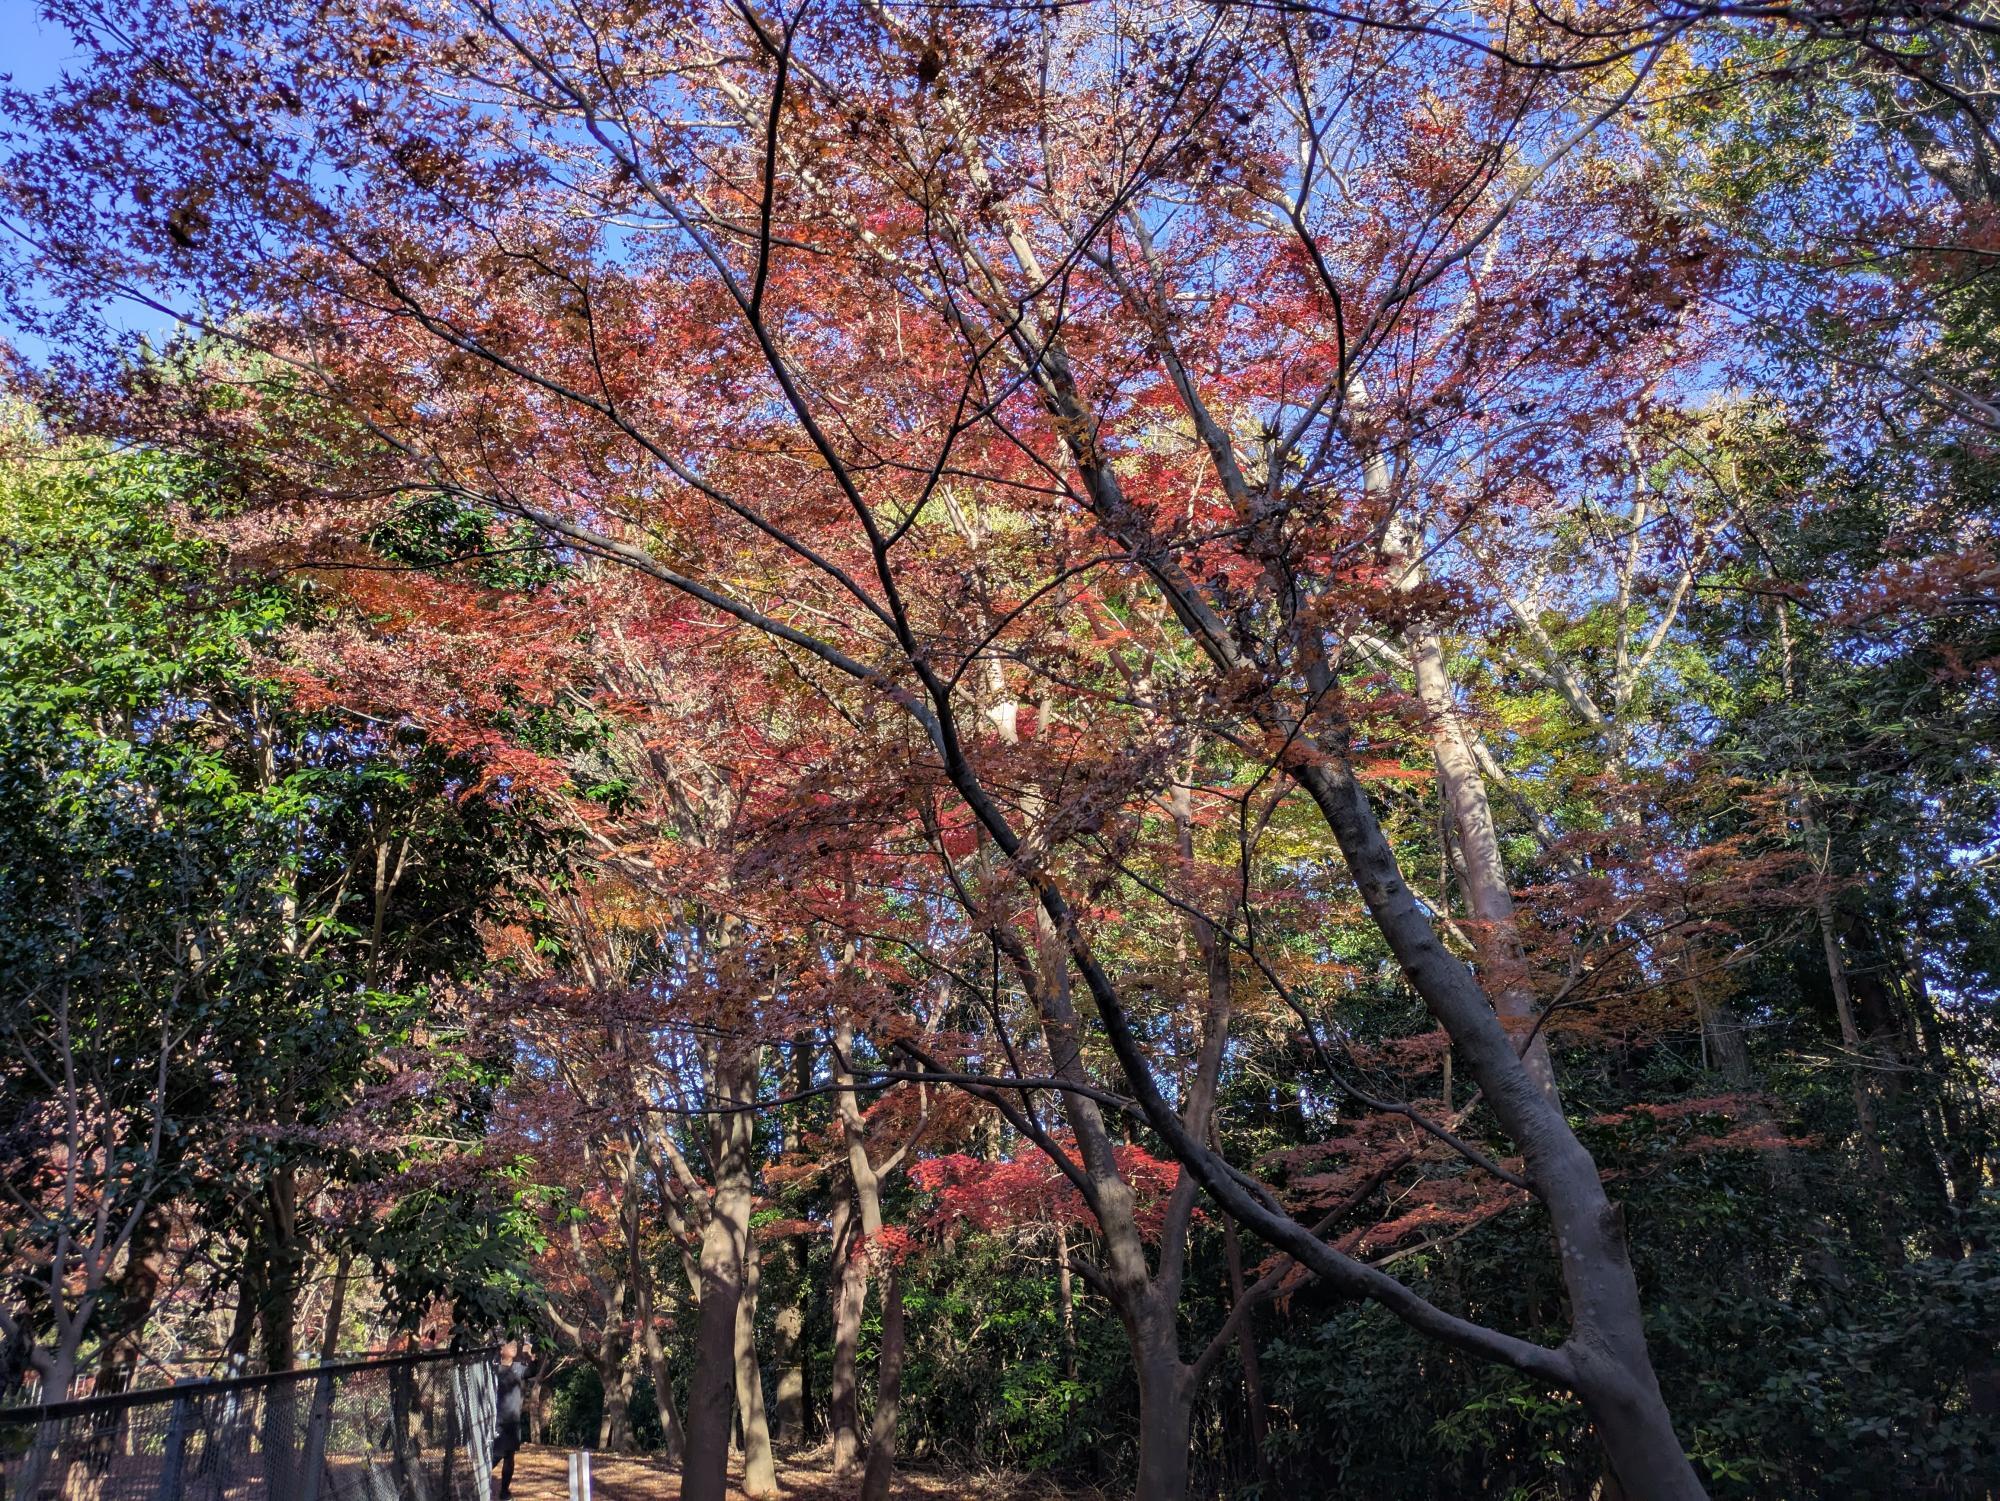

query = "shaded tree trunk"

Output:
[[1131, 1319, 1194, 1501], [826, 1194, 864, 1475], [1221, 1218, 1270, 1481], [682, 1036, 757, 1501], [598, 1344, 635, 1452], [732, 1235, 778, 1497], [857, 1271, 906, 1501], [92, 1204, 171, 1396], [638, 1293, 686, 1462], [258, 1166, 303, 1372], [1817, 890, 1902, 1264], [769, 1279, 806, 1449], [257, 1168, 304, 1501], [317, 1249, 352, 1364]]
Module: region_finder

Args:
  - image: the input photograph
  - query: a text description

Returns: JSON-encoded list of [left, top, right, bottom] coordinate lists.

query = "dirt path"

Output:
[[502, 1445, 1096, 1501]]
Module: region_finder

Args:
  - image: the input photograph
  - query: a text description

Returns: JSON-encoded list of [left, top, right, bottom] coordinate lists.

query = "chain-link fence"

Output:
[[0, 1349, 497, 1501]]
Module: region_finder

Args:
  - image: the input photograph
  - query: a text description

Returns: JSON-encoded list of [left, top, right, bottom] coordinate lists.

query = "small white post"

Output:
[[567, 1451, 579, 1501], [581, 1450, 593, 1501]]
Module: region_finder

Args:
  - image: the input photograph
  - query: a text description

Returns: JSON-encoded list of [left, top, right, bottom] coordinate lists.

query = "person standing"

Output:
[[494, 1339, 530, 1498]]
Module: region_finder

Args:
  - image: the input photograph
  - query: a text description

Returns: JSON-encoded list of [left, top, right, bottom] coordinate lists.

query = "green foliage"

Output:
[[0, 414, 556, 1372]]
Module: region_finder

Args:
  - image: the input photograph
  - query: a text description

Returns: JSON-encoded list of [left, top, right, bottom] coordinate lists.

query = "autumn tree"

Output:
[[9, 1, 2000, 1494]]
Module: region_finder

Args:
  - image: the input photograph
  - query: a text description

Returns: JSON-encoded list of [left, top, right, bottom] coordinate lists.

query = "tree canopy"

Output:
[[0, 2, 1997, 1497]]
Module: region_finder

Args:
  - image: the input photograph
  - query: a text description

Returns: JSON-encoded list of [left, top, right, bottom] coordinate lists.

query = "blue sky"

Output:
[[2, 2, 79, 94], [3, 2, 172, 362]]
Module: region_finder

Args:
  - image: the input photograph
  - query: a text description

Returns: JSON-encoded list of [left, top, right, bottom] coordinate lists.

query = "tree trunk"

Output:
[[826, 1195, 865, 1476], [317, 1249, 352, 1364], [639, 1309, 687, 1462], [1220, 1218, 1270, 1481], [531, 1364, 553, 1445], [857, 1271, 906, 1501], [732, 1235, 779, 1497], [770, 1286, 806, 1450], [224, 1254, 261, 1370], [1131, 1342, 1194, 1501], [258, 1167, 302, 1372], [774, 1047, 814, 1450], [1055, 1234, 1078, 1381], [682, 1037, 758, 1501], [1571, 1342, 1711, 1501], [92, 1204, 171, 1396], [257, 1171, 303, 1501], [598, 1349, 635, 1452], [1816, 891, 1902, 1264], [1381, 505, 1557, 1102]]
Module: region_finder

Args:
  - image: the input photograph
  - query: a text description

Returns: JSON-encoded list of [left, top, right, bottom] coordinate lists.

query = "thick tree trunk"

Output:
[[685, 1196, 744, 1501], [857, 1271, 906, 1501], [732, 1236, 778, 1497], [598, 1348, 635, 1452], [255, 1169, 305, 1501], [1131, 1340, 1194, 1501], [258, 1167, 302, 1372], [1572, 1343, 1710, 1501]]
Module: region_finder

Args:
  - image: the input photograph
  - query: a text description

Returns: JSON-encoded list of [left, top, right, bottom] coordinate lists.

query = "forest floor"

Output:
[[505, 1444, 1104, 1500]]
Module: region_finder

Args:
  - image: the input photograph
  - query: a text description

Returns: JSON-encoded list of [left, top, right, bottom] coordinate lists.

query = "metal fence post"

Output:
[[152, 1379, 200, 1501]]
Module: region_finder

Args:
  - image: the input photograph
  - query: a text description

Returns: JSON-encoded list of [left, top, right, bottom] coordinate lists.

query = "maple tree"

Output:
[[2, 1, 1998, 1498]]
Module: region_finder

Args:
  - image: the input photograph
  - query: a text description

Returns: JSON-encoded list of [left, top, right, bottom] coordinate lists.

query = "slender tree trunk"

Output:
[[317, 1249, 352, 1364], [638, 1303, 687, 1462], [1816, 891, 1902, 1264], [857, 1270, 906, 1501], [531, 1365, 553, 1446], [1054, 1233, 1078, 1381], [732, 1235, 778, 1497], [258, 1169, 303, 1500], [769, 1282, 806, 1450], [1220, 1219, 1270, 1481], [826, 1195, 865, 1476], [683, 1037, 757, 1501], [224, 1255, 261, 1370], [1381, 506, 1557, 1102]]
